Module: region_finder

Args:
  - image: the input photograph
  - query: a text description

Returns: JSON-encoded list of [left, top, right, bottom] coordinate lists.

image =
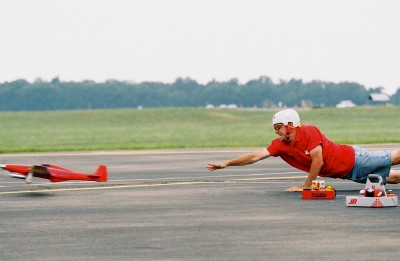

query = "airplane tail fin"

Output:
[[93, 165, 108, 182]]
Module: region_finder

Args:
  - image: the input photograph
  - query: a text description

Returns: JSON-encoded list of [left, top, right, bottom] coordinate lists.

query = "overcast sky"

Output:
[[1, 0, 399, 94]]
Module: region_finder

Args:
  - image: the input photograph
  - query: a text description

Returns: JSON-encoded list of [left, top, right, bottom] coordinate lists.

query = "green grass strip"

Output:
[[0, 107, 399, 153]]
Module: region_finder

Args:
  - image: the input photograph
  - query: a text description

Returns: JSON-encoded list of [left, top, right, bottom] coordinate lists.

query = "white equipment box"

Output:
[[346, 174, 398, 208]]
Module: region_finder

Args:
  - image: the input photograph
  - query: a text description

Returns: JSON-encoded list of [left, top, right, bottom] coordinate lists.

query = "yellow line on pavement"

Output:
[[0, 181, 215, 195]]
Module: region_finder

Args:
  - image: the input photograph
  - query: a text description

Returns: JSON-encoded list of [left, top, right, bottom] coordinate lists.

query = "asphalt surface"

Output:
[[1, 145, 400, 260]]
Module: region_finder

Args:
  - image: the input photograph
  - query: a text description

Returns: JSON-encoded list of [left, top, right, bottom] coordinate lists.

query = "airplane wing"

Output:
[[31, 165, 70, 182], [32, 164, 107, 182]]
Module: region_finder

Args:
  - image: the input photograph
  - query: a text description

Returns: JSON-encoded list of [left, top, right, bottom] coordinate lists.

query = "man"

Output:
[[207, 109, 400, 192]]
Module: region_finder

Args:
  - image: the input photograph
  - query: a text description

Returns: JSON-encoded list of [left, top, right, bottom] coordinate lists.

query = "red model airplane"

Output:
[[0, 164, 107, 183]]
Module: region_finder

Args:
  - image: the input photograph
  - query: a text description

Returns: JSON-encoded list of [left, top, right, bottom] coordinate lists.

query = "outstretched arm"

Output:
[[285, 145, 323, 192], [207, 149, 271, 171]]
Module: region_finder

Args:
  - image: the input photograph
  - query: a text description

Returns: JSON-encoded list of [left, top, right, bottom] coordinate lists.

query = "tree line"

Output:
[[0, 76, 399, 111]]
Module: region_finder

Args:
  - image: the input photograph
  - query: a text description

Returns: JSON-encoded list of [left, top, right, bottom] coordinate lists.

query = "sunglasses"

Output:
[[273, 124, 284, 131]]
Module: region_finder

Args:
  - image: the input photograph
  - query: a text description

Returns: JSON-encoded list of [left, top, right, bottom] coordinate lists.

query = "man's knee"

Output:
[[392, 150, 400, 165]]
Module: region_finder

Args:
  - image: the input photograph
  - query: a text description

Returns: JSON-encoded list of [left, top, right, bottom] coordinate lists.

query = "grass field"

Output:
[[0, 107, 399, 153]]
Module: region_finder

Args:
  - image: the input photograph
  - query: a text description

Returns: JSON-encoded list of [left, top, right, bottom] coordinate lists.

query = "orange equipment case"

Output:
[[302, 188, 336, 200]]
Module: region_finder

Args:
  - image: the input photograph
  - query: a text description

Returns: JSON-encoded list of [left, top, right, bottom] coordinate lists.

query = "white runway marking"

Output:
[[0, 175, 309, 195]]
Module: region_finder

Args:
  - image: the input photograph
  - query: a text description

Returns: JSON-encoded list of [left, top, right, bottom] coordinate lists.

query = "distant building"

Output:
[[369, 93, 390, 105], [218, 104, 238, 109], [336, 100, 356, 108]]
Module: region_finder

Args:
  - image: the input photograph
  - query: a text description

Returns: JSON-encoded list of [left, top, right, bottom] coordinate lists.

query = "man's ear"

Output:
[[287, 122, 294, 128]]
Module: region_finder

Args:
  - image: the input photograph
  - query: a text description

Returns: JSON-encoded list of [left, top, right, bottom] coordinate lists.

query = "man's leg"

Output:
[[386, 149, 400, 184], [391, 149, 400, 165], [387, 169, 400, 184]]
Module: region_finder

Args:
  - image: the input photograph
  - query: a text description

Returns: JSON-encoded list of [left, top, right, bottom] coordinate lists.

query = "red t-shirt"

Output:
[[266, 124, 355, 178]]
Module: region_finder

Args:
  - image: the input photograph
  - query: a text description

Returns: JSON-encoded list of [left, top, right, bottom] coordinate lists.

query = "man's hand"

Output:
[[207, 163, 226, 171], [285, 185, 307, 192], [285, 146, 323, 192], [207, 149, 271, 172]]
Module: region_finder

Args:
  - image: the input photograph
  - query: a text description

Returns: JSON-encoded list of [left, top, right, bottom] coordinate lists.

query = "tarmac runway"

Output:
[[1, 144, 400, 260]]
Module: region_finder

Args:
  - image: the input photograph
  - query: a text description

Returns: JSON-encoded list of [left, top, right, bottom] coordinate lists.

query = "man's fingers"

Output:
[[207, 163, 224, 171], [207, 164, 218, 171], [285, 186, 303, 192]]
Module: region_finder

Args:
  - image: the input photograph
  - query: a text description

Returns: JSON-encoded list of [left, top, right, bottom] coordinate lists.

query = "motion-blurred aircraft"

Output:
[[0, 164, 107, 183]]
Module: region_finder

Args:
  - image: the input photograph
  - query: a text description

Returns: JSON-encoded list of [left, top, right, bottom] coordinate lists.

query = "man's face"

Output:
[[273, 123, 286, 141], [273, 123, 295, 142]]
